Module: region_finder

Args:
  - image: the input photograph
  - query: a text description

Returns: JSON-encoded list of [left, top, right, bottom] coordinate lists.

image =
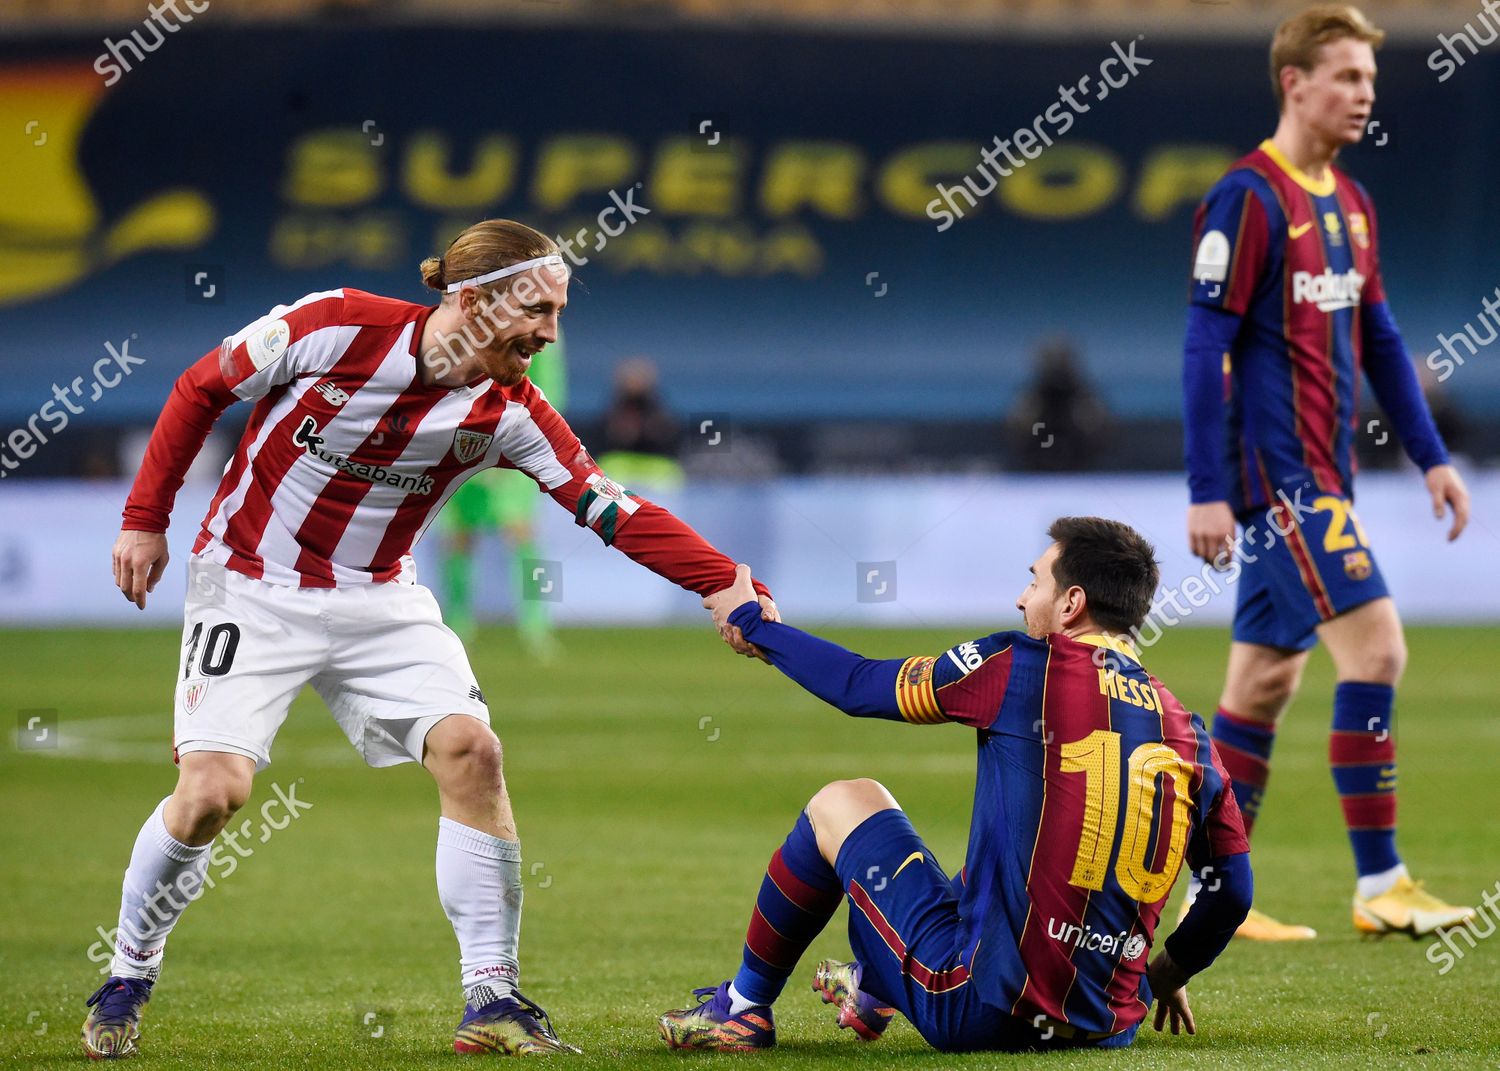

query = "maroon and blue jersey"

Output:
[[891, 630, 1248, 1036], [1186, 140, 1391, 513]]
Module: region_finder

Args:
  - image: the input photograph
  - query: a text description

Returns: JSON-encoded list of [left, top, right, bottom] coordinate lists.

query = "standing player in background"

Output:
[[438, 327, 569, 656], [89, 219, 776, 1059], [1182, 5, 1472, 941], [661, 519, 1252, 1053]]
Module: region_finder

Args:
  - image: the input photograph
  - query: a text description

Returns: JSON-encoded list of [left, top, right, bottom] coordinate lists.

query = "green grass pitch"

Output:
[[2, 624, 1498, 1069]]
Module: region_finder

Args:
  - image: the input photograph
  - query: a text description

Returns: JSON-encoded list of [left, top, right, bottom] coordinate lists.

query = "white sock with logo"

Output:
[[109, 797, 214, 981], [437, 817, 523, 1007]]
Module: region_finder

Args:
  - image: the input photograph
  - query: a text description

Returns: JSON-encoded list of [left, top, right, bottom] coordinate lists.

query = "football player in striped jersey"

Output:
[[1181, 4, 1472, 941], [660, 518, 1251, 1052], [87, 219, 775, 1059]]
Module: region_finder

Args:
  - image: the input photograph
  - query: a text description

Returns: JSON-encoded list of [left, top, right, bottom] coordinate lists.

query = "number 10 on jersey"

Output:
[[1059, 729, 1194, 903]]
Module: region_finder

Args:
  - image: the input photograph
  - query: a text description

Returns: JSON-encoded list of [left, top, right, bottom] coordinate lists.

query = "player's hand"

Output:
[[702, 563, 770, 661], [1424, 464, 1469, 542], [1187, 501, 1237, 566], [1147, 950, 1195, 1036], [113, 530, 170, 610]]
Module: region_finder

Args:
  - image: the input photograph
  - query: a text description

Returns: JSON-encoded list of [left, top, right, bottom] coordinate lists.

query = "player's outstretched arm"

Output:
[[711, 566, 1007, 727], [702, 564, 777, 658], [512, 386, 776, 621]]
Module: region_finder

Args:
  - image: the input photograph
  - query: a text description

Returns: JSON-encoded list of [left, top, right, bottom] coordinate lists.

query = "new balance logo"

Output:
[[313, 380, 349, 407], [468, 685, 486, 704]]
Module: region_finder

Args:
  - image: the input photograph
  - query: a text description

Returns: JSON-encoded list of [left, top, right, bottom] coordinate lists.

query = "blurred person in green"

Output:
[[438, 330, 569, 655]]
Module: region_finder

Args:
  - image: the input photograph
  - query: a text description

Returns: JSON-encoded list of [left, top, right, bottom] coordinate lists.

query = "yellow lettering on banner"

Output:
[[532, 136, 637, 210], [402, 134, 517, 210], [996, 143, 1121, 220], [649, 138, 741, 217], [875, 142, 980, 218], [681, 222, 758, 274], [760, 142, 864, 219], [1133, 146, 1239, 221], [758, 224, 824, 275], [270, 213, 405, 269], [606, 222, 674, 272], [282, 131, 383, 207]]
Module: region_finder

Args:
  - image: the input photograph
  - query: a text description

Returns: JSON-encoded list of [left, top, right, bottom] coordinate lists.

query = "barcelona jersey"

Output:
[[1189, 140, 1386, 514], [889, 630, 1249, 1036]]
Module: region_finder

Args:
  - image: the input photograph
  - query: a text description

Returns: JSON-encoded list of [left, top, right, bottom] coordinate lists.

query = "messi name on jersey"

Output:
[[292, 416, 435, 496]]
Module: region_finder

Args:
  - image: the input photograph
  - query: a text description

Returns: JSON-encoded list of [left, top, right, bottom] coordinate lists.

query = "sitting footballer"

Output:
[[660, 517, 1253, 1053]]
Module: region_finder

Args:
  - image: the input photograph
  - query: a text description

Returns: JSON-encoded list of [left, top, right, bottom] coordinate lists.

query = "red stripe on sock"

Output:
[[767, 849, 842, 914], [745, 905, 799, 969], [1339, 794, 1396, 830], [1213, 738, 1270, 786], [1329, 732, 1395, 766]]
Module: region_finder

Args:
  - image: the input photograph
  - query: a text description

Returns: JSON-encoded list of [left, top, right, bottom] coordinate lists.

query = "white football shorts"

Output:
[[172, 557, 490, 771]]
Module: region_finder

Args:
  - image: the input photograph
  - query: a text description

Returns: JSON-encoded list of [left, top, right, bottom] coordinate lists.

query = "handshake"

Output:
[[702, 563, 778, 662]]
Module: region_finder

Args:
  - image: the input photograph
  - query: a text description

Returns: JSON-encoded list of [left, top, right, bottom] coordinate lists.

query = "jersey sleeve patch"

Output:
[[245, 318, 291, 371], [573, 471, 642, 545], [931, 633, 1018, 729], [1189, 175, 1272, 317], [894, 656, 942, 724]]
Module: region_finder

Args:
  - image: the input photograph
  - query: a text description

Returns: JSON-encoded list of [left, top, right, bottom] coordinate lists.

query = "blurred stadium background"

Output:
[[4, 3, 1500, 1068], [2, 0, 1498, 628]]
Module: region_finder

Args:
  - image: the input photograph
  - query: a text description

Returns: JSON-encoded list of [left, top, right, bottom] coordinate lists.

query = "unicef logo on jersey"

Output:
[[1046, 918, 1149, 962]]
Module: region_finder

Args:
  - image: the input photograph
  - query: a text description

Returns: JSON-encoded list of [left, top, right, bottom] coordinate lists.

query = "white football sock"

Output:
[[727, 982, 760, 1015], [437, 817, 522, 1004], [1357, 863, 1408, 900], [109, 797, 213, 981]]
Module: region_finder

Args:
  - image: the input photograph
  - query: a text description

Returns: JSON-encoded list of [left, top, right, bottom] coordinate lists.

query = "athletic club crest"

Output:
[[182, 678, 210, 715], [452, 429, 494, 464]]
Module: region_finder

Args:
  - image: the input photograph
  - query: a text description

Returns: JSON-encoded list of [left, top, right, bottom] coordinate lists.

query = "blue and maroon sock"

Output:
[[730, 810, 843, 1009], [1329, 682, 1401, 884], [1210, 707, 1277, 839]]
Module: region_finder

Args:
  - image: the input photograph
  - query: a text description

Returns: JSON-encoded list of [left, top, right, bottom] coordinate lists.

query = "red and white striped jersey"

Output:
[[124, 289, 758, 598]]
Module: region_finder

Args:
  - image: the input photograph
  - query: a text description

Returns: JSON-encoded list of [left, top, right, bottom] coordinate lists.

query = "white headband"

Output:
[[444, 254, 568, 294]]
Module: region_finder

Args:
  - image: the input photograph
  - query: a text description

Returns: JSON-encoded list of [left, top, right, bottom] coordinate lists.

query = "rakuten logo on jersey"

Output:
[[1292, 268, 1365, 312], [1046, 917, 1149, 962]]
